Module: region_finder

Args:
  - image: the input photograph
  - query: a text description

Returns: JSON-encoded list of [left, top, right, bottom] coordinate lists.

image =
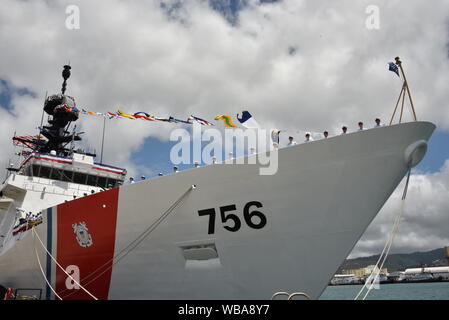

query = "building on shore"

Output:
[[341, 265, 388, 277], [403, 266, 449, 281], [333, 247, 449, 285], [330, 274, 363, 285]]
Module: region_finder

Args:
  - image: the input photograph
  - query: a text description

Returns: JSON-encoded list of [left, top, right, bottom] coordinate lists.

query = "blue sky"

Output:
[[0, 79, 36, 112], [415, 129, 449, 173]]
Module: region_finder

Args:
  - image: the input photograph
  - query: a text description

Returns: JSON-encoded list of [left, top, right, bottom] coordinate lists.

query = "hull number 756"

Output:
[[198, 201, 267, 234]]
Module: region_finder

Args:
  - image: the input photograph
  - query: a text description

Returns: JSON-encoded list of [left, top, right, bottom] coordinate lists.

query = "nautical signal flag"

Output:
[[82, 109, 102, 116], [12, 135, 44, 149], [157, 116, 192, 124], [73, 106, 223, 129], [106, 112, 119, 119], [63, 105, 77, 113], [156, 116, 176, 123], [117, 109, 136, 119], [237, 111, 260, 129], [133, 112, 156, 121], [189, 115, 214, 126], [172, 118, 192, 124], [388, 62, 400, 77], [214, 115, 238, 128]]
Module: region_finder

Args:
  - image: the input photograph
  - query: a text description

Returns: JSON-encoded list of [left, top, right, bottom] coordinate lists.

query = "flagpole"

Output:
[[40, 91, 48, 132], [395, 57, 417, 121], [399, 86, 406, 123], [389, 85, 405, 125]]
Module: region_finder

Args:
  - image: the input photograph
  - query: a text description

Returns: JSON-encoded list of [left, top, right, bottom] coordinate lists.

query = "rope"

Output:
[[354, 168, 412, 300], [32, 231, 63, 300], [32, 227, 98, 300], [401, 167, 412, 201], [59, 185, 195, 299]]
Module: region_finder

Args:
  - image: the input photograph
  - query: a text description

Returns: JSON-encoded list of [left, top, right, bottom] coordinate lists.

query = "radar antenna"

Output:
[[39, 65, 82, 155], [61, 65, 71, 95]]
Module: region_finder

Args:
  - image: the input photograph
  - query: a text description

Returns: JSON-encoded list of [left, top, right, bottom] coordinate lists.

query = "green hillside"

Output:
[[337, 248, 448, 273]]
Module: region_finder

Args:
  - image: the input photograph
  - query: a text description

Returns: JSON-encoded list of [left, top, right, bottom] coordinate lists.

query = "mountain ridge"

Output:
[[338, 248, 448, 273]]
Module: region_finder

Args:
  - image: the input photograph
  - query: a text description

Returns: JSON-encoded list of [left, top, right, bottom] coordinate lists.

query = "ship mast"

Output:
[[39, 65, 83, 156], [389, 57, 418, 125], [61, 65, 71, 95]]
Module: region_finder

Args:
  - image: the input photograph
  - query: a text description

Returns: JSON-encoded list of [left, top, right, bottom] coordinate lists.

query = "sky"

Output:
[[0, 0, 448, 258]]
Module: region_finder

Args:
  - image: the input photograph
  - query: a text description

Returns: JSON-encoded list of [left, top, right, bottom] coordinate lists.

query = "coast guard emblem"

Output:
[[72, 222, 93, 248]]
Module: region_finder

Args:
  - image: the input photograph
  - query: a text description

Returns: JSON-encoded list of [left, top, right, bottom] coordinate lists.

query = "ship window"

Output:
[[87, 175, 98, 186], [23, 165, 32, 176], [39, 166, 51, 179], [73, 172, 87, 185], [50, 169, 62, 181], [97, 176, 107, 189], [62, 170, 73, 182], [32, 165, 40, 177], [107, 179, 117, 188]]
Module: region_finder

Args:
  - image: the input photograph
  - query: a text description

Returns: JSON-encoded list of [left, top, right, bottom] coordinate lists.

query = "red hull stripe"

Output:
[[36, 156, 73, 164], [20, 155, 125, 175], [55, 188, 119, 300], [18, 155, 34, 169], [19, 155, 71, 169], [91, 166, 125, 174]]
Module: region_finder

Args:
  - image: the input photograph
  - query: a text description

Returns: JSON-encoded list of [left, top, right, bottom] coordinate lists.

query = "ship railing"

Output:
[[22, 184, 89, 197], [271, 292, 311, 300], [12, 288, 42, 300], [20, 177, 97, 197]]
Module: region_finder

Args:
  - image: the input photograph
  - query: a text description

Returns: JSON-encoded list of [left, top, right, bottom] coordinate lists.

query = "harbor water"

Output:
[[319, 282, 449, 300]]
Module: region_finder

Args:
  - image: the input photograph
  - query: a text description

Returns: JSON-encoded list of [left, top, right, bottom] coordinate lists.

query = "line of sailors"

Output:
[[11, 212, 43, 236], [24, 212, 43, 223], [126, 119, 385, 182], [127, 162, 203, 184], [287, 118, 385, 146]]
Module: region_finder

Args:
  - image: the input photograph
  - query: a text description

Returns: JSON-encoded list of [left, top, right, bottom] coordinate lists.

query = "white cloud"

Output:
[[350, 160, 449, 258]]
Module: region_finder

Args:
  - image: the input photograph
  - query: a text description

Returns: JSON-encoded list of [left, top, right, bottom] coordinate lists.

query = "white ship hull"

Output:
[[0, 121, 435, 299]]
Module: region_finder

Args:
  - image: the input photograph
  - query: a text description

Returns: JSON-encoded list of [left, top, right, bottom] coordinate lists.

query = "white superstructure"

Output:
[[0, 152, 126, 253]]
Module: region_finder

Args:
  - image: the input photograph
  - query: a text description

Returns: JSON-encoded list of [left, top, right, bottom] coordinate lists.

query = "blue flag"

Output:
[[388, 62, 399, 77], [236, 110, 260, 129]]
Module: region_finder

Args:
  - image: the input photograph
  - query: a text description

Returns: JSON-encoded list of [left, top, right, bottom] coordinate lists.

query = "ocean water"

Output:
[[319, 282, 449, 300]]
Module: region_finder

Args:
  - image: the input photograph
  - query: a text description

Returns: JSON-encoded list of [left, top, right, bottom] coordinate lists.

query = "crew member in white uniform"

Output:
[[287, 136, 298, 146], [374, 118, 384, 128], [304, 133, 314, 142], [357, 122, 365, 131]]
